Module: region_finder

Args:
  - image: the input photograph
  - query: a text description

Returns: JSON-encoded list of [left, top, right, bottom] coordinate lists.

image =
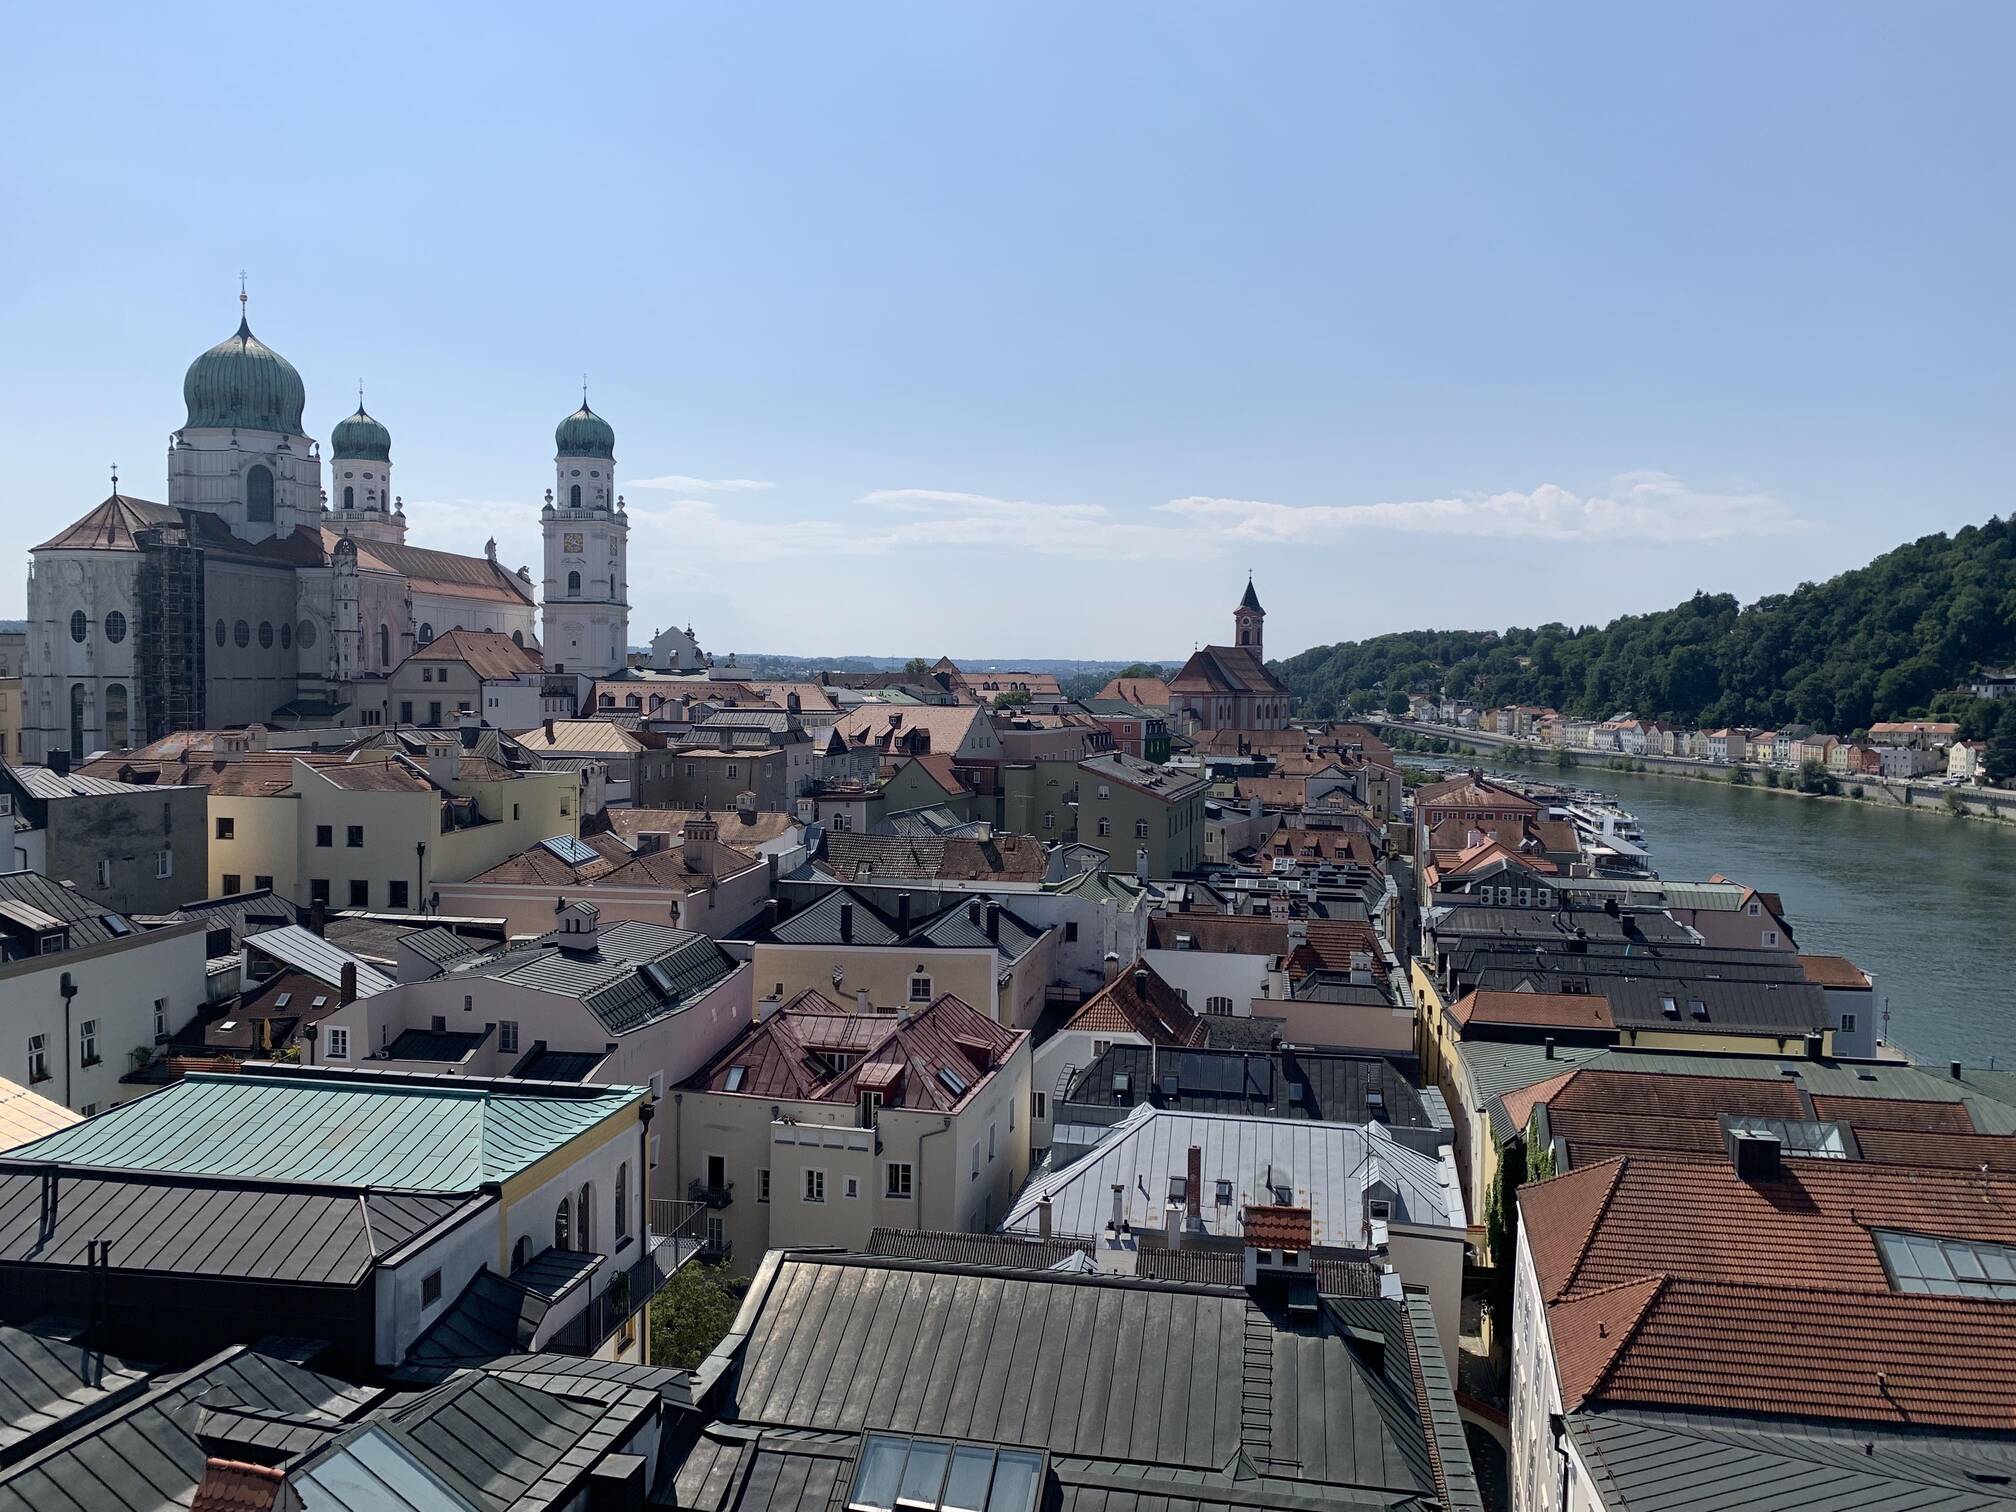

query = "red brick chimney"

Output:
[[1186, 1145, 1202, 1221], [339, 962, 358, 1005]]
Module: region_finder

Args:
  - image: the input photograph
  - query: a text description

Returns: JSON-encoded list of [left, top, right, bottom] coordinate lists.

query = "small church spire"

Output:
[[110, 463, 119, 497]]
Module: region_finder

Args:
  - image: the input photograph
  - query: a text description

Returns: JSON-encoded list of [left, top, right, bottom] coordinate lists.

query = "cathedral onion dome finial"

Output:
[[555, 401, 615, 458], [331, 404, 392, 462], [182, 289, 307, 433]]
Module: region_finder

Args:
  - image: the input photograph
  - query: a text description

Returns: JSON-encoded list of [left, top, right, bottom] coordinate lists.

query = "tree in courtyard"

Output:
[[649, 1261, 749, 1368]]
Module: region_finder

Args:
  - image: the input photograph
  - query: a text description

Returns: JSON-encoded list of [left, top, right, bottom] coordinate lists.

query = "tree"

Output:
[[649, 1261, 748, 1368], [1385, 692, 1411, 718], [990, 689, 1032, 710], [1989, 703, 2016, 785], [903, 657, 934, 676], [1795, 758, 1838, 795], [1111, 662, 1167, 682]]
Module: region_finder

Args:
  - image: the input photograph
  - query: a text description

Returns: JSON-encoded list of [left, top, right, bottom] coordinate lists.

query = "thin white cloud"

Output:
[[859, 488, 1214, 559], [1158, 472, 1810, 545], [625, 474, 776, 493]]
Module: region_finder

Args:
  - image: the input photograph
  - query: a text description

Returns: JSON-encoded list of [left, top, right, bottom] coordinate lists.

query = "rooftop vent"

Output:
[[1727, 1126, 1782, 1182]]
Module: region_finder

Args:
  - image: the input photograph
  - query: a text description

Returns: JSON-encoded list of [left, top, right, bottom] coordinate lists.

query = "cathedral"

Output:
[[22, 296, 632, 762]]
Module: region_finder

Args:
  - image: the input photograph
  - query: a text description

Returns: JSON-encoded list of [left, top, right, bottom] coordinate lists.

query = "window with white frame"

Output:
[[153, 997, 169, 1042], [95, 859, 110, 888], [844, 1175, 861, 1199], [1841, 1013, 1857, 1034], [27, 1035, 48, 1084], [499, 1020, 519, 1052], [155, 850, 173, 879], [1032, 1090, 1047, 1122], [78, 1020, 97, 1065], [908, 974, 932, 1003], [325, 1026, 350, 1060], [803, 1169, 827, 1203], [1205, 995, 1235, 1015]]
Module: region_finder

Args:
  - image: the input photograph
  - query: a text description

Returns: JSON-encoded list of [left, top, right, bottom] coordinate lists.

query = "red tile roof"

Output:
[[1797, 953, 1870, 989], [1243, 1205, 1314, 1249], [1169, 645, 1289, 698], [1064, 959, 1208, 1047], [1145, 915, 1291, 957], [191, 1458, 286, 1512], [1096, 676, 1173, 706], [1809, 1095, 1976, 1134], [407, 627, 541, 681], [1851, 1127, 2016, 1172], [1448, 990, 1611, 1031]]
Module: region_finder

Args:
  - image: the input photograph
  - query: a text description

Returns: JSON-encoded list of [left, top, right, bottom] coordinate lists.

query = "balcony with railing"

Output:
[[688, 1176, 735, 1208], [546, 1198, 704, 1357]]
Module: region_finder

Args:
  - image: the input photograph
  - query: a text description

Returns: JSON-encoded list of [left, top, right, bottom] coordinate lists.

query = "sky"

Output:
[[2, 3, 2010, 663]]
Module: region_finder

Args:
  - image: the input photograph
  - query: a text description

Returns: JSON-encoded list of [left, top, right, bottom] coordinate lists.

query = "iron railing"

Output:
[[547, 1199, 705, 1356], [688, 1178, 735, 1208]]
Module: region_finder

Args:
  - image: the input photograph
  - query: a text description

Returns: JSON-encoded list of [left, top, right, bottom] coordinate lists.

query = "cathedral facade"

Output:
[[22, 297, 633, 762]]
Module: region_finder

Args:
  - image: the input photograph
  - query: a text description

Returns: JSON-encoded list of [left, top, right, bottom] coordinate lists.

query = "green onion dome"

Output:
[[331, 405, 391, 462], [183, 316, 306, 433], [555, 403, 615, 457]]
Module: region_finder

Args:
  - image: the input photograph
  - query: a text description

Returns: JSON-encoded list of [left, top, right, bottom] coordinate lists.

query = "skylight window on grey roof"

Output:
[[540, 834, 600, 867], [1877, 1229, 2016, 1300], [849, 1435, 1045, 1512], [938, 1066, 970, 1097], [1723, 1115, 1850, 1159]]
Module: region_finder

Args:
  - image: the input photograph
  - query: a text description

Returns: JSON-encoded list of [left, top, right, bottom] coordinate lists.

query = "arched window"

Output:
[[104, 684, 128, 749], [104, 611, 127, 645], [512, 1236, 532, 1272], [511, 629, 524, 647], [246, 465, 274, 523], [69, 610, 87, 643], [68, 683, 87, 758], [555, 1199, 571, 1250], [378, 624, 391, 668], [615, 1163, 629, 1242], [566, 571, 581, 596], [417, 623, 433, 645], [576, 1184, 592, 1252], [342, 485, 355, 510], [569, 484, 582, 508]]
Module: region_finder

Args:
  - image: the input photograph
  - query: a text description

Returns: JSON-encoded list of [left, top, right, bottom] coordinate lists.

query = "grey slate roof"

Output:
[[0, 870, 136, 950], [862, 1233, 1386, 1300], [0, 1347, 377, 1512], [401, 926, 484, 970], [1061, 1045, 1432, 1128], [246, 924, 397, 996], [383, 1026, 491, 1062], [0, 1165, 482, 1284], [450, 922, 737, 1034], [707, 1251, 1446, 1507], [768, 888, 1047, 962], [0, 1324, 151, 1457], [1566, 1408, 2016, 1510]]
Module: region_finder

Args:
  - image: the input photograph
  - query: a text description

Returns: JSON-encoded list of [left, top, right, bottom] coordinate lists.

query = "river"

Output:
[[1435, 758, 2016, 1066]]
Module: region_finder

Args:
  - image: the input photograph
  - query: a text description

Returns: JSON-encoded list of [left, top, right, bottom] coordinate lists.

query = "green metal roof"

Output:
[[183, 316, 306, 433], [554, 403, 614, 458], [9, 1072, 643, 1191], [330, 405, 391, 461]]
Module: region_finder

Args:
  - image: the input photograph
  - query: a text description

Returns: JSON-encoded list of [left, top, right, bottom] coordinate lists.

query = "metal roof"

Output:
[[0, 1323, 151, 1456], [453, 922, 737, 1034], [8, 1072, 642, 1191], [0, 1347, 377, 1512], [0, 1163, 482, 1283], [245, 924, 397, 996], [1061, 1045, 1432, 1128], [1566, 1408, 2016, 1511], [5, 764, 160, 799], [0, 870, 137, 950], [1004, 1106, 1462, 1246]]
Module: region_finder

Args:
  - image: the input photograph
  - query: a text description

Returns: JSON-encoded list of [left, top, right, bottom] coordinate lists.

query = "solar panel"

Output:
[[539, 834, 601, 866]]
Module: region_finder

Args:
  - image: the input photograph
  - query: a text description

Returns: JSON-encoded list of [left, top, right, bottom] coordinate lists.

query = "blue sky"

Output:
[[3, 3, 2009, 661]]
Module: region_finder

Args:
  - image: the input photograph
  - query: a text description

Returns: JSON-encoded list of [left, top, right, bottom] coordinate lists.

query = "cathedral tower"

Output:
[[327, 397, 406, 545], [166, 287, 322, 543], [541, 399, 630, 674], [1235, 574, 1264, 656]]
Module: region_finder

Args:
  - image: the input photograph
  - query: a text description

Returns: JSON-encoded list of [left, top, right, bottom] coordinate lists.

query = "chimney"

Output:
[[1038, 1195, 1053, 1239], [897, 893, 912, 933], [967, 899, 983, 928], [1104, 953, 1121, 983], [1805, 1032, 1824, 1061], [428, 748, 460, 787], [1109, 1183, 1126, 1232], [1135, 847, 1149, 881], [856, 987, 871, 1015], [307, 900, 327, 938], [839, 902, 854, 943], [1544, 1037, 1555, 1060], [685, 815, 718, 869], [1133, 967, 1149, 997], [339, 961, 358, 1005], [458, 710, 481, 750], [1727, 1126, 1781, 1182], [1165, 1201, 1183, 1251], [984, 902, 1000, 941], [1186, 1145, 1202, 1221], [543, 717, 556, 742], [1952, 1061, 1965, 1080], [48, 749, 69, 776]]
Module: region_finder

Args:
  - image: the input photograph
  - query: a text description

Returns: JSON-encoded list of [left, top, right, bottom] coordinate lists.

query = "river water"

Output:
[[1448, 759, 2016, 1066]]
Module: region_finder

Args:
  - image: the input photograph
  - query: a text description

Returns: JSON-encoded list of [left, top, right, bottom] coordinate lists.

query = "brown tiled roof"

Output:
[[407, 627, 541, 681], [1555, 1070, 1802, 1121], [1852, 1127, 2016, 1172], [1809, 1095, 1976, 1134], [1063, 959, 1209, 1047], [1798, 953, 1871, 989], [1231, 776, 1314, 809], [1414, 775, 1538, 812], [467, 831, 758, 887], [1494, 1070, 1580, 1140], [694, 992, 1023, 1112], [1168, 646, 1288, 698], [1448, 990, 1613, 1031], [834, 705, 987, 755], [334, 533, 534, 604], [81, 749, 426, 797], [1095, 676, 1173, 706], [1243, 1205, 1314, 1249], [192, 1458, 286, 1512], [1259, 829, 1379, 866], [34, 493, 182, 552], [1297, 920, 1388, 980], [308, 758, 436, 793], [511, 718, 646, 755], [599, 807, 797, 848], [897, 752, 970, 797], [1145, 914, 1290, 957], [1546, 1275, 1664, 1411], [820, 831, 1050, 884]]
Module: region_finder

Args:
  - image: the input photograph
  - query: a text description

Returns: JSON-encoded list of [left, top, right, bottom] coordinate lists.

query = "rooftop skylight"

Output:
[[1876, 1229, 2016, 1300], [848, 1434, 1044, 1512]]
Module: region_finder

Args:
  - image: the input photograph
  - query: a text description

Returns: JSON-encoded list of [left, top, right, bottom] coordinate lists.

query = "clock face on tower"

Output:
[[563, 532, 584, 554]]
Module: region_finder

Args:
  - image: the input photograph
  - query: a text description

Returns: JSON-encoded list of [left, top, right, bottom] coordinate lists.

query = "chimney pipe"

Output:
[[839, 902, 853, 943], [1166, 1201, 1182, 1251], [1544, 1037, 1555, 1060], [1133, 967, 1149, 996], [1110, 1183, 1125, 1231], [856, 988, 871, 1015], [1038, 1196, 1053, 1239], [1952, 1060, 1964, 1080], [1187, 1145, 1202, 1221], [48, 749, 70, 777], [985, 902, 1000, 941], [339, 962, 358, 1005], [897, 892, 912, 933], [968, 899, 982, 928], [544, 717, 556, 742], [1104, 953, 1121, 983], [307, 900, 327, 938]]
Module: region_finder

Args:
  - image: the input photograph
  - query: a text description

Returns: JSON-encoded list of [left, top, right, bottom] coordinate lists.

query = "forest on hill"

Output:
[[1273, 516, 2016, 737]]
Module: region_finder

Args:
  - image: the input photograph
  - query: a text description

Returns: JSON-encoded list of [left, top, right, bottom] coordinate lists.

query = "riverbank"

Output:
[[1369, 717, 2016, 827]]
